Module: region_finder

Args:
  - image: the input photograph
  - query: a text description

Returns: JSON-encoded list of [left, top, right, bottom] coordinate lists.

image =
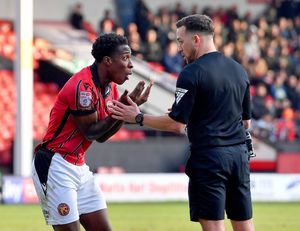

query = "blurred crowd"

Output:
[[73, 0, 299, 143], [0, 1, 300, 143]]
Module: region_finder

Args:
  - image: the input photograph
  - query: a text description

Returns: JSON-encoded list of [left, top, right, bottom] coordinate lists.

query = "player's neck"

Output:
[[97, 64, 110, 87]]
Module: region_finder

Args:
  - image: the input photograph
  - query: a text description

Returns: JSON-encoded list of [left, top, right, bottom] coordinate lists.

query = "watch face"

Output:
[[135, 113, 143, 124]]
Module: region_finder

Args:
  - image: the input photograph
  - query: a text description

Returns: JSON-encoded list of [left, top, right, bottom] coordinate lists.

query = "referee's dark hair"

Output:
[[91, 33, 128, 62], [176, 14, 214, 35]]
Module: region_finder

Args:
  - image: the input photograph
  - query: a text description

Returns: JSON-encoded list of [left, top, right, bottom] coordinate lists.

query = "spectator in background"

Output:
[[143, 28, 163, 63], [292, 49, 300, 76], [69, 3, 84, 30], [98, 9, 116, 35], [173, 2, 186, 20], [126, 22, 139, 37], [244, 26, 261, 61], [126, 22, 145, 59], [162, 40, 183, 75], [115, 26, 125, 36], [285, 75, 300, 110], [276, 107, 296, 141], [128, 31, 145, 59], [99, 9, 116, 32], [190, 4, 198, 15], [252, 95, 276, 141], [154, 9, 170, 48], [265, 46, 279, 71], [270, 71, 288, 102], [99, 18, 114, 35], [135, 0, 151, 41], [252, 83, 270, 120]]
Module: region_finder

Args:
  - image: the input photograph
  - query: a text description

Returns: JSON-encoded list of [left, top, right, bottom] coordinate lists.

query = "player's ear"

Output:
[[103, 56, 112, 65]]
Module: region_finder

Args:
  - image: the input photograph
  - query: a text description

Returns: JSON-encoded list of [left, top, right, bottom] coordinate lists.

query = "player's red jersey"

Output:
[[35, 63, 119, 165]]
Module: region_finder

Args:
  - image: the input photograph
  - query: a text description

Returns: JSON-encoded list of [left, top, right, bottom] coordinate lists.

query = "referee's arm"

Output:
[[243, 120, 251, 130], [110, 97, 185, 134], [143, 114, 185, 134]]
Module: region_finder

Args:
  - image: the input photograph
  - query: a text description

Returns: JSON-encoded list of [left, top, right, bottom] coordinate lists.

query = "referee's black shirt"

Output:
[[169, 51, 251, 150]]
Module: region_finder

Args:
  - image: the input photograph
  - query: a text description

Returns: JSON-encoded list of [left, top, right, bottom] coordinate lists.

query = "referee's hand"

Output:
[[110, 97, 140, 123]]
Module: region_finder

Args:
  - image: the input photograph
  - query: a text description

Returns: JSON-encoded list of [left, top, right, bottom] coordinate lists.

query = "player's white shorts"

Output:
[[32, 150, 107, 225]]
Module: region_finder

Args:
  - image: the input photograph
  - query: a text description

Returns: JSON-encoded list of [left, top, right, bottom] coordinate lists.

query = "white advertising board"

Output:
[[3, 173, 300, 203], [250, 174, 300, 202], [94, 173, 189, 202]]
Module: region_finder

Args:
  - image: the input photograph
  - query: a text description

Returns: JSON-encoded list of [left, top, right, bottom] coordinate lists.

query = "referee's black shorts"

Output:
[[185, 144, 253, 221]]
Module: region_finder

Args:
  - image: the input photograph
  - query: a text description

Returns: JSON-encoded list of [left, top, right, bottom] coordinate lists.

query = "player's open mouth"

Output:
[[126, 71, 132, 79], [125, 73, 131, 80]]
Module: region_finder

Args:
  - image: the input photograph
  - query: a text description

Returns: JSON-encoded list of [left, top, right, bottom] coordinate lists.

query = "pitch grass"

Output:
[[0, 202, 300, 231]]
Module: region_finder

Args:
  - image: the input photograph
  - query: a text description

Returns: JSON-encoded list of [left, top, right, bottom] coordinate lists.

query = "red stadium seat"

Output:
[[130, 130, 146, 140]]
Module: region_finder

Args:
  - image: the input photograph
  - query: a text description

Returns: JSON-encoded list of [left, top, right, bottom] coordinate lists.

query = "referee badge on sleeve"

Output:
[[79, 91, 92, 109], [175, 88, 188, 104]]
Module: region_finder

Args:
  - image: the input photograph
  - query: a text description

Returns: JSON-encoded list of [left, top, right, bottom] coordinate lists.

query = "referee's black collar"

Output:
[[90, 62, 101, 87]]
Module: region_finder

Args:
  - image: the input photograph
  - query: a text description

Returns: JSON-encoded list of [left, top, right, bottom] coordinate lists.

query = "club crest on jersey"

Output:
[[79, 91, 92, 108], [106, 100, 113, 108], [175, 87, 188, 104], [57, 203, 70, 216]]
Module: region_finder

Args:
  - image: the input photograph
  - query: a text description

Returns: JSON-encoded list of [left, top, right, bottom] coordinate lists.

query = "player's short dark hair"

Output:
[[91, 33, 128, 62], [176, 14, 214, 35]]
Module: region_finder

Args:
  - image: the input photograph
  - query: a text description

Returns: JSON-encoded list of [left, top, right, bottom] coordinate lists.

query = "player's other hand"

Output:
[[110, 96, 140, 123], [134, 81, 153, 106], [118, 89, 129, 105], [123, 81, 153, 106]]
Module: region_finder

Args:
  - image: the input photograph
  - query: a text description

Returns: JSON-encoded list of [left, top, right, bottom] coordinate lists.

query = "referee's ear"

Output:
[[192, 34, 202, 48]]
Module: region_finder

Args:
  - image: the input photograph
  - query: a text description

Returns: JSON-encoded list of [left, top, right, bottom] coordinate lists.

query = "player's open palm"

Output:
[[133, 81, 153, 106], [126, 81, 153, 106]]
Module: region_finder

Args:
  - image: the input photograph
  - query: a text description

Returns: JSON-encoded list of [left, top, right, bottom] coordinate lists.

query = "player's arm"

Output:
[[73, 81, 153, 142], [71, 87, 128, 141], [73, 113, 120, 141], [95, 120, 123, 143]]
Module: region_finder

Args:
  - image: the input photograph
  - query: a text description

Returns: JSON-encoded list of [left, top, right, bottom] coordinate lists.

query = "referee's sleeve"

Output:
[[242, 83, 251, 120], [169, 69, 196, 124]]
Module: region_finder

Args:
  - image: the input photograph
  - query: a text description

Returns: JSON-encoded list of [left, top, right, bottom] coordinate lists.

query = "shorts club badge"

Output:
[[57, 203, 70, 216]]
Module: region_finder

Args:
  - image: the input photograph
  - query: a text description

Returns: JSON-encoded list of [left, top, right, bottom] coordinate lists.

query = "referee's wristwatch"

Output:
[[135, 113, 144, 126]]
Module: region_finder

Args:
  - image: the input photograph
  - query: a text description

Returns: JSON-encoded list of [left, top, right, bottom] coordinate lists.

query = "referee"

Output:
[[111, 14, 255, 231]]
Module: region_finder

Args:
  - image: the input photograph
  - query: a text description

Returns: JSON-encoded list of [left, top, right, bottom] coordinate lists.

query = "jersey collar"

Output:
[[90, 62, 111, 98]]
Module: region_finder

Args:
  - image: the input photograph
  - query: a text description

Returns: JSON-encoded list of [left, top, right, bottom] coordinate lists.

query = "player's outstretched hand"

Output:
[[118, 89, 129, 104], [110, 96, 140, 123], [126, 81, 153, 106], [134, 81, 153, 106]]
